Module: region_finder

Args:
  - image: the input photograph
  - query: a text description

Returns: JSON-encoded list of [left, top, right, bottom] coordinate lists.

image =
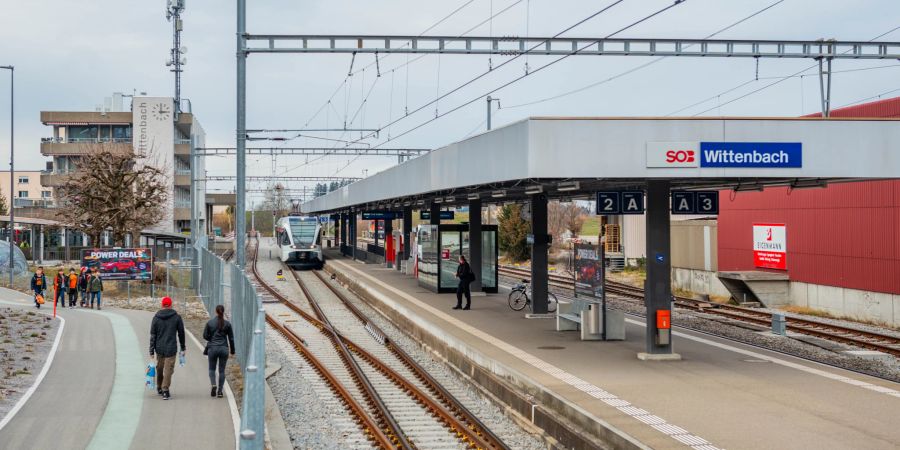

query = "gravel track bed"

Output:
[[320, 275, 546, 450], [498, 274, 900, 383], [266, 329, 372, 449], [255, 241, 544, 449]]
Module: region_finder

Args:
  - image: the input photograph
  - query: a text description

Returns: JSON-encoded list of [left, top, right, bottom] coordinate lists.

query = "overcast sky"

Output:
[[0, 0, 898, 202]]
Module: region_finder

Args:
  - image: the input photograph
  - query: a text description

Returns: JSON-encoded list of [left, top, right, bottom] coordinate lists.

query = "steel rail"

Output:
[[252, 240, 503, 448], [265, 314, 395, 448], [498, 265, 900, 357], [249, 239, 412, 449], [289, 269, 499, 450], [311, 269, 510, 450]]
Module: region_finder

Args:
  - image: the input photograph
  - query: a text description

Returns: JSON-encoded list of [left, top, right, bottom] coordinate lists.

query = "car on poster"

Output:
[[81, 248, 153, 280]]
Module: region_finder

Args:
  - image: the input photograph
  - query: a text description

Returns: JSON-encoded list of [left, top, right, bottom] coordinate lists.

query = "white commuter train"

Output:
[[275, 215, 324, 269]]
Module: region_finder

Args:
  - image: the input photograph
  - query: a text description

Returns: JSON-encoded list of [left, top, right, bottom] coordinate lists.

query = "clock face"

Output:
[[151, 103, 171, 121]]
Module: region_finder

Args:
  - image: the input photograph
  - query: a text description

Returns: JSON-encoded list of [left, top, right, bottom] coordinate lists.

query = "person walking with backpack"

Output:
[[203, 305, 235, 398], [66, 268, 79, 307], [88, 268, 104, 310], [150, 297, 186, 400], [30, 267, 47, 309], [53, 270, 67, 309], [453, 255, 476, 310], [78, 267, 89, 307]]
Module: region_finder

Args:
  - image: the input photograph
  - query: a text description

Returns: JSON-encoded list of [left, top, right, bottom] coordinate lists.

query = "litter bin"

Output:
[[581, 303, 603, 340]]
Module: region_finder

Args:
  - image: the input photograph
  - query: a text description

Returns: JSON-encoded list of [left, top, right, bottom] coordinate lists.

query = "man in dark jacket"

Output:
[[77, 267, 89, 307], [149, 296, 186, 400]]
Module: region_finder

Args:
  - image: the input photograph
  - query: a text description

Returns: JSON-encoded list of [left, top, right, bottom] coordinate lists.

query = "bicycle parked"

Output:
[[508, 279, 558, 313]]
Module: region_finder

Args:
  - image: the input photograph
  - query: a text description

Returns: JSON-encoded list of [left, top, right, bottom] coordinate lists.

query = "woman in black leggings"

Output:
[[203, 305, 235, 398]]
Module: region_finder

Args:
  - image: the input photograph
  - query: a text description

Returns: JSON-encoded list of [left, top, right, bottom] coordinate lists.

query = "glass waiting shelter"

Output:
[[416, 224, 498, 294]]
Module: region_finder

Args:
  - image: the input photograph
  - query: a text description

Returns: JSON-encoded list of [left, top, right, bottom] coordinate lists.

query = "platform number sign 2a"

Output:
[[621, 191, 644, 214]]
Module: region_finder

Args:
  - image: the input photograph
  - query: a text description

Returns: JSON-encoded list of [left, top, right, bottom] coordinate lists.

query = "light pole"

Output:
[[1, 65, 13, 287]]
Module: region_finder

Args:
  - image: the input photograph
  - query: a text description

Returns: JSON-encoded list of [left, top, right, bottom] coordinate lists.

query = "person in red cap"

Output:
[[149, 296, 185, 400]]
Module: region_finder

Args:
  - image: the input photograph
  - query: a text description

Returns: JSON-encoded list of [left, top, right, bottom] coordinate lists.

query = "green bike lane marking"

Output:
[[87, 310, 145, 450]]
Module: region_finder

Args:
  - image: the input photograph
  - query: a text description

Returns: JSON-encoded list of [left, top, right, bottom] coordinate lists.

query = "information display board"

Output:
[[574, 242, 604, 297], [81, 248, 153, 280]]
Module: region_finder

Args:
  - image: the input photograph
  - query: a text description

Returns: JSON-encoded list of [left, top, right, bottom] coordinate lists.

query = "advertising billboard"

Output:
[[574, 242, 604, 297], [753, 224, 787, 270], [81, 248, 153, 280]]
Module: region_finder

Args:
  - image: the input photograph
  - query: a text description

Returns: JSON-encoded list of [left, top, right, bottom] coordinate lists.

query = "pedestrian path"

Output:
[[0, 288, 236, 450]]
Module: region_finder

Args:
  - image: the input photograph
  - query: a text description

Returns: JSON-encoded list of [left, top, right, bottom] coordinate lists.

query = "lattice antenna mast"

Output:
[[166, 0, 187, 116]]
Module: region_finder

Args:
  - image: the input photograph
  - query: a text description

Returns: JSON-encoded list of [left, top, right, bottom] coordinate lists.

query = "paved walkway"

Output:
[[325, 252, 900, 450], [0, 289, 236, 450]]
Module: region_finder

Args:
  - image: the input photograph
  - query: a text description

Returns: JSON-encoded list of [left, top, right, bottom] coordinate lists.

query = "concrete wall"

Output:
[[671, 219, 717, 271], [672, 268, 731, 298], [790, 281, 900, 327]]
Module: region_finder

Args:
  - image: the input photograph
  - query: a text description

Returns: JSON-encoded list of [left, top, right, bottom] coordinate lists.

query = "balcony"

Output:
[[174, 207, 191, 221], [40, 172, 71, 187], [175, 142, 190, 156], [174, 174, 191, 186], [41, 137, 131, 156], [14, 198, 56, 208]]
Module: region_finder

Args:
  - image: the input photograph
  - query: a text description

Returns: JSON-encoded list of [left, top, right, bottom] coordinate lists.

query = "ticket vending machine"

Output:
[[416, 224, 498, 294]]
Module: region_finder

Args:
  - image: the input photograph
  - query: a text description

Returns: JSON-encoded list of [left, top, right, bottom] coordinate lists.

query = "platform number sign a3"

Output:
[[671, 191, 719, 215]]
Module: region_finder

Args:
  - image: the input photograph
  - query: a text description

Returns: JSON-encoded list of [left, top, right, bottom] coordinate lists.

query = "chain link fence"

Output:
[[198, 247, 265, 450]]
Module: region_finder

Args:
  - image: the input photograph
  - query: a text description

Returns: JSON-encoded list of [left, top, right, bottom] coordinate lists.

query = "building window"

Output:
[[17, 176, 28, 184], [112, 125, 132, 140], [68, 125, 98, 142], [17, 191, 28, 198], [42, 191, 52, 198]]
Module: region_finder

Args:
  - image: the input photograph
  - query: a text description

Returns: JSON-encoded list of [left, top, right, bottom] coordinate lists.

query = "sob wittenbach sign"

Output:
[[753, 224, 786, 270], [81, 248, 153, 280]]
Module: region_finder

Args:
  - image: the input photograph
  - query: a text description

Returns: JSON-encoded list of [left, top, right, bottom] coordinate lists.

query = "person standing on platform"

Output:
[[53, 270, 67, 309], [67, 268, 79, 307], [203, 304, 235, 398], [453, 255, 475, 310], [30, 267, 47, 309], [150, 296, 186, 400], [78, 267, 89, 307], [88, 268, 103, 310]]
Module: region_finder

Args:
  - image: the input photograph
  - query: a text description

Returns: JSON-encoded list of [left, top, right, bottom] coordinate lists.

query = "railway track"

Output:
[[254, 239, 508, 449], [498, 265, 900, 358]]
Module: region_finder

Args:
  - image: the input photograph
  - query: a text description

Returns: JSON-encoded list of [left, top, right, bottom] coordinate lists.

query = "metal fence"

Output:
[[198, 247, 265, 450]]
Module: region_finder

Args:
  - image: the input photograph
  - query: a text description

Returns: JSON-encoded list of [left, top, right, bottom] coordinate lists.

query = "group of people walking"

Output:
[[149, 297, 235, 401], [30, 266, 104, 309]]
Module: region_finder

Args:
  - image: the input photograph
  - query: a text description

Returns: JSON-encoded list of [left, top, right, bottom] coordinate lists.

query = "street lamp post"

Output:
[[1, 66, 14, 288]]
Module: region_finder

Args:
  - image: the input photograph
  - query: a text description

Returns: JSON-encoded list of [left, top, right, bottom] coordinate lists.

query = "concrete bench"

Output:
[[557, 297, 626, 341]]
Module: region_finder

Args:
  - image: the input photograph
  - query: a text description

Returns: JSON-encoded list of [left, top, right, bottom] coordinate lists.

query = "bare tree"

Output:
[[58, 143, 169, 246]]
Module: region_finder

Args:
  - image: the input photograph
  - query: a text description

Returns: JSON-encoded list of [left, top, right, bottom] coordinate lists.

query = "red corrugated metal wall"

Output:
[[717, 96, 900, 295]]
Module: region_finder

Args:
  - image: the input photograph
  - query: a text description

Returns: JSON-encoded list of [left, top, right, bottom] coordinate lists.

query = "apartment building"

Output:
[[0, 171, 53, 208], [40, 95, 206, 233]]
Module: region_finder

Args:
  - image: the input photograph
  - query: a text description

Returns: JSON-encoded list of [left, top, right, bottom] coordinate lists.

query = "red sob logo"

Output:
[[665, 149, 696, 163]]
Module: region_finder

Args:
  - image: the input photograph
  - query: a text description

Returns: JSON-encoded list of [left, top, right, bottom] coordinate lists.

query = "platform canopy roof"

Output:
[[302, 117, 900, 214]]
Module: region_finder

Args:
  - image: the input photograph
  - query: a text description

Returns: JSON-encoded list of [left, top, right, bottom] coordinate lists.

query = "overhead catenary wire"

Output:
[[677, 25, 900, 116], [333, 0, 688, 174], [503, 0, 786, 109], [336, 0, 632, 152]]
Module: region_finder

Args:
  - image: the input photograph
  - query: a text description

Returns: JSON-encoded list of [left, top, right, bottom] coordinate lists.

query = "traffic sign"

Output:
[[670, 192, 696, 214], [621, 191, 645, 214], [596, 192, 621, 214]]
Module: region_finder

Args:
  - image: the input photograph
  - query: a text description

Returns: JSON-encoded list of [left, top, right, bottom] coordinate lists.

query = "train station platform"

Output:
[[0, 288, 237, 450], [323, 250, 900, 450]]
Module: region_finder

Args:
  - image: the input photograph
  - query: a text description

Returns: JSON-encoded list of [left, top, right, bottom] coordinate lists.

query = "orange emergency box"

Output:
[[656, 310, 671, 329]]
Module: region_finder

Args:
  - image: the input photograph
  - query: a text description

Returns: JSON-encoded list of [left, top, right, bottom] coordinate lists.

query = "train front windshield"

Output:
[[290, 219, 318, 246]]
